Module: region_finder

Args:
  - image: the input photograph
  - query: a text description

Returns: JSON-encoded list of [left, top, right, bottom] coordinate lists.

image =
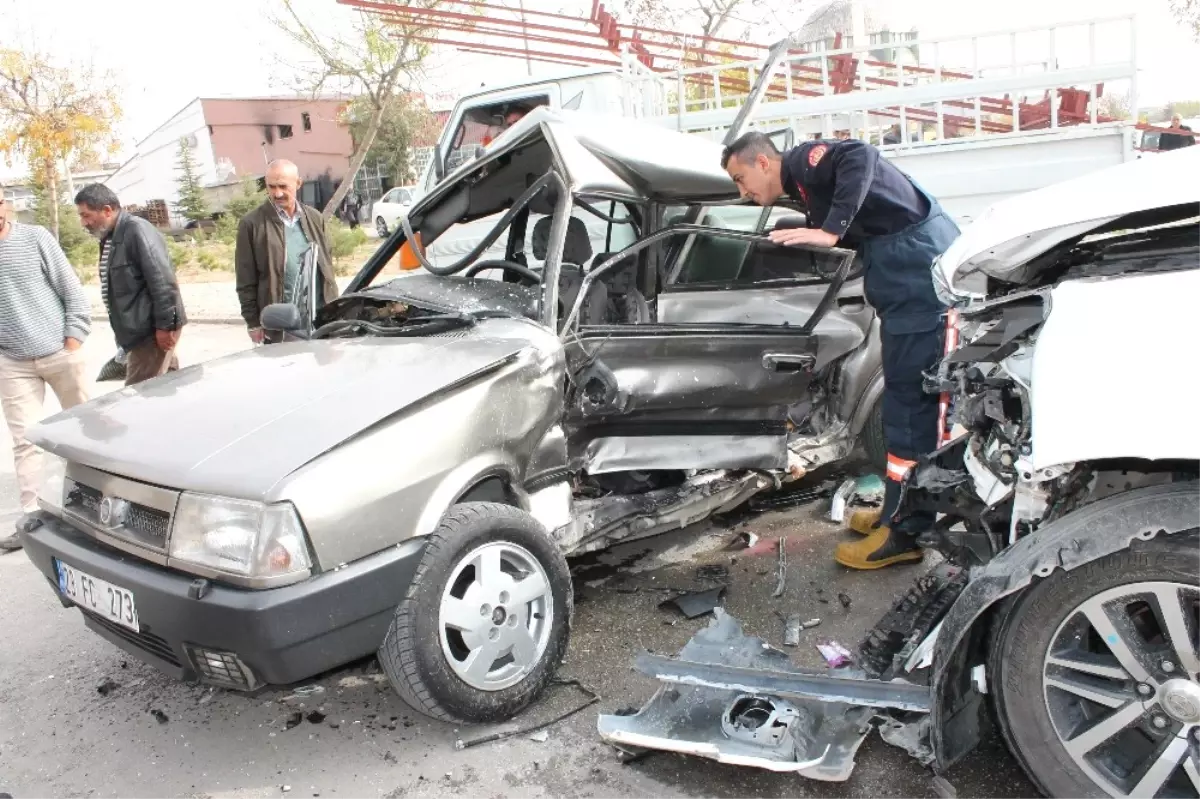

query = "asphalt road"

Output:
[[0, 323, 1036, 798]]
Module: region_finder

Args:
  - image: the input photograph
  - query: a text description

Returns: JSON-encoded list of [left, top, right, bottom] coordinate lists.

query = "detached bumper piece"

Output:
[[597, 610, 933, 780]]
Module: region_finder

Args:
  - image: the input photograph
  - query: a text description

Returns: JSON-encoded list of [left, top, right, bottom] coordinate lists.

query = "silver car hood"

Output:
[[30, 329, 534, 500]]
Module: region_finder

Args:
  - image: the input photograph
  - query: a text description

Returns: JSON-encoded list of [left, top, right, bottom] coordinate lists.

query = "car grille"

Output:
[[60, 463, 179, 556], [84, 611, 182, 668], [65, 480, 172, 551]]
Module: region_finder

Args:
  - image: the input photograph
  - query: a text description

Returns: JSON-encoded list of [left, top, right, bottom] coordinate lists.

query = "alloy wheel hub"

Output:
[[1041, 580, 1200, 798], [439, 542, 553, 692], [1159, 678, 1200, 725]]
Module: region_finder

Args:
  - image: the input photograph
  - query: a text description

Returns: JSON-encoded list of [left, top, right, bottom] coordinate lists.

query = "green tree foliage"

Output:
[[29, 173, 98, 272], [327, 217, 368, 275], [213, 176, 267, 244], [1168, 0, 1199, 43], [174, 137, 210, 223], [0, 48, 121, 240], [346, 94, 440, 186]]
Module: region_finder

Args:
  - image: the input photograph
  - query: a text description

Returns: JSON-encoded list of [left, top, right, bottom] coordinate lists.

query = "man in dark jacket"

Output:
[[1158, 114, 1196, 151], [722, 132, 960, 571], [75, 184, 187, 385], [234, 159, 338, 343]]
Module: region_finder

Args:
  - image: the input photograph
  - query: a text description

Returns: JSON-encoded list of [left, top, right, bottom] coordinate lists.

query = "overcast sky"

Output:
[[1, 0, 1195, 180]]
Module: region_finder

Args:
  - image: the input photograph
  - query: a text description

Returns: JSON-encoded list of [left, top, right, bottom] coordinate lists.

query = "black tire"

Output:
[[375, 216, 389, 237], [989, 528, 1200, 798], [860, 394, 887, 470], [377, 502, 572, 724]]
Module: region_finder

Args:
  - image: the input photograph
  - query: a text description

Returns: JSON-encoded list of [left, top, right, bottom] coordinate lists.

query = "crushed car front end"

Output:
[[599, 148, 1200, 795]]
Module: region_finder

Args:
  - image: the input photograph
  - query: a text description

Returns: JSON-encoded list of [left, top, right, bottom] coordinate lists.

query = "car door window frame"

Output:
[[561, 224, 855, 337]]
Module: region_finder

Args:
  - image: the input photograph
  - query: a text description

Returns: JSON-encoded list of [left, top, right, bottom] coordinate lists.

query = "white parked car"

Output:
[[371, 186, 416, 238]]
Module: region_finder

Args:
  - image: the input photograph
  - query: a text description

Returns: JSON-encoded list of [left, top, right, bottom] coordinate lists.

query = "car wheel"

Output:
[[860, 395, 887, 470], [989, 527, 1200, 798], [378, 502, 572, 723], [376, 216, 389, 237]]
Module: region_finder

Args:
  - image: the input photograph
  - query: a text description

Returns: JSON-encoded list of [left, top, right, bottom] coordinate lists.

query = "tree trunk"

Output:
[[322, 99, 388, 222], [62, 155, 76, 203], [46, 160, 61, 241]]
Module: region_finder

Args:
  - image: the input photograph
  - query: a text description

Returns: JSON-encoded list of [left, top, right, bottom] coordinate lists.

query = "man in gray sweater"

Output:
[[0, 191, 92, 550]]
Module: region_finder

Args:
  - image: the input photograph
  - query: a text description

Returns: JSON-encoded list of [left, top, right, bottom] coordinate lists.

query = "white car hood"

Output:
[[936, 145, 1200, 296]]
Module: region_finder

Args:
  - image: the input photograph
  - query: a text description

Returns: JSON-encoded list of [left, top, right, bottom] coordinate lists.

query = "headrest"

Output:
[[531, 216, 593, 265]]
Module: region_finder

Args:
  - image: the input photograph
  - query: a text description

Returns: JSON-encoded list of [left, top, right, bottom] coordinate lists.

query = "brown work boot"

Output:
[[847, 507, 882, 535], [834, 525, 924, 570]]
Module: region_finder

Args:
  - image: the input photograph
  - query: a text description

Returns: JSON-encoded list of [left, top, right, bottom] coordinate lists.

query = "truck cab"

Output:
[[417, 70, 629, 199]]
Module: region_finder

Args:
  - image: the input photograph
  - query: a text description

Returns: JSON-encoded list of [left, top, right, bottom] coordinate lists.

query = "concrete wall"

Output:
[[200, 98, 352, 187]]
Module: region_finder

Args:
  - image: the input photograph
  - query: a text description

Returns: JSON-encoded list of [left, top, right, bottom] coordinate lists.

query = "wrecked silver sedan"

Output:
[[21, 107, 892, 723]]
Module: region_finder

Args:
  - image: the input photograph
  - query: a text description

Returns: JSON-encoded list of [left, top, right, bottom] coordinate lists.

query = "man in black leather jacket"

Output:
[[75, 184, 187, 385]]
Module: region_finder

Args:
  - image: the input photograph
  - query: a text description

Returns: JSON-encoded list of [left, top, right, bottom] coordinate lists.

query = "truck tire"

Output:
[[989, 527, 1199, 798], [860, 395, 887, 470], [378, 502, 572, 723]]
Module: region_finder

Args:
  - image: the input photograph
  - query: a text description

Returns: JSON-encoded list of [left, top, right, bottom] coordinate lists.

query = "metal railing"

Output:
[[622, 16, 1137, 149]]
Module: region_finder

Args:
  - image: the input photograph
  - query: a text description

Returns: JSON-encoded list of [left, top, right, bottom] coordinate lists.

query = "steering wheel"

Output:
[[463, 259, 541, 285]]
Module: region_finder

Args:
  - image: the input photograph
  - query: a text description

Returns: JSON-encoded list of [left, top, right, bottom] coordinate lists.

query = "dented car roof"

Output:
[[448, 107, 741, 204], [935, 145, 1200, 295]]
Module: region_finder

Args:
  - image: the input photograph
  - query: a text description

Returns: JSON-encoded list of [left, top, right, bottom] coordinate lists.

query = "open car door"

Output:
[[259, 245, 322, 342], [563, 225, 855, 475]]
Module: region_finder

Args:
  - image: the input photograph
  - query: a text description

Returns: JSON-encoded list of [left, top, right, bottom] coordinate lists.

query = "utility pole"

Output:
[[518, 0, 532, 76]]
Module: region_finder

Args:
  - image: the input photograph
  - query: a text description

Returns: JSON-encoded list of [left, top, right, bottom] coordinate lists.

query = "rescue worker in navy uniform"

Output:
[[721, 132, 960, 570]]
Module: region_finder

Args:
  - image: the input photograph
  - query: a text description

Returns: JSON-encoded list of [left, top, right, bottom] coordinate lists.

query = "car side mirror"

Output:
[[261, 303, 303, 332]]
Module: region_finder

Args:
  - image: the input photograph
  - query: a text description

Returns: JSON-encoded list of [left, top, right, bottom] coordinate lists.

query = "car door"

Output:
[[562, 214, 856, 476]]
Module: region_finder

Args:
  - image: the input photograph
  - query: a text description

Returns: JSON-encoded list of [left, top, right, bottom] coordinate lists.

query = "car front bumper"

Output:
[[22, 513, 426, 689]]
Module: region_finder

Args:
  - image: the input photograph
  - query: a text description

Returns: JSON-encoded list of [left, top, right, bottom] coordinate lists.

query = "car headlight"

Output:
[[169, 493, 312, 581], [37, 453, 68, 516]]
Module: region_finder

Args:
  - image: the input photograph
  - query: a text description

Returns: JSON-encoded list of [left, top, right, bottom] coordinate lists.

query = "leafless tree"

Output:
[[272, 0, 440, 220]]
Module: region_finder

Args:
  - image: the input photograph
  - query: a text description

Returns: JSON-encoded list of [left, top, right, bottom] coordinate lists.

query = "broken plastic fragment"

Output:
[[783, 614, 801, 646], [816, 640, 853, 668], [829, 474, 886, 522], [724, 531, 759, 550], [660, 586, 727, 619], [695, 564, 730, 581]]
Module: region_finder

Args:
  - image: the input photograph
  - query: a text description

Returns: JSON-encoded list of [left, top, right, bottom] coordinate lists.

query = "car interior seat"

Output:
[[531, 216, 611, 325]]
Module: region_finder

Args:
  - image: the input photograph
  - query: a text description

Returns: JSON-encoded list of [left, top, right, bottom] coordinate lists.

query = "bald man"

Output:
[[234, 159, 338, 342]]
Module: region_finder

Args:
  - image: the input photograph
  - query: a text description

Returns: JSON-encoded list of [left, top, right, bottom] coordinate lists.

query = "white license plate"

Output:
[[55, 559, 140, 633]]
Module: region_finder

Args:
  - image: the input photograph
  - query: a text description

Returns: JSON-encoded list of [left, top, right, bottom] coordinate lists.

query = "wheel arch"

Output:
[[930, 480, 1200, 770], [412, 454, 530, 540]]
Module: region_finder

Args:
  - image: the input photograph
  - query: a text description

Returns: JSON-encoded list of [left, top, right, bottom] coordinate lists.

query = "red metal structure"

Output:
[[337, 0, 1116, 133]]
